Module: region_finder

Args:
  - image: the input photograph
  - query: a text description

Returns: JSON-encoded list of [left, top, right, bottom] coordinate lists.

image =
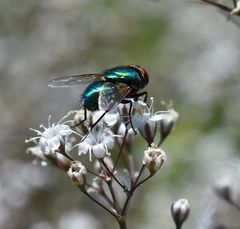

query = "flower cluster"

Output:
[[25, 98, 184, 229]]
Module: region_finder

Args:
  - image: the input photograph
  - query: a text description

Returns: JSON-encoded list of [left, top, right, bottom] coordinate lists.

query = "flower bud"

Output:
[[171, 198, 190, 229], [214, 183, 232, 203], [139, 120, 157, 146], [94, 157, 113, 172], [231, 0, 240, 15], [160, 109, 179, 144], [117, 123, 135, 151], [47, 152, 71, 171], [67, 161, 87, 188], [143, 144, 166, 174]]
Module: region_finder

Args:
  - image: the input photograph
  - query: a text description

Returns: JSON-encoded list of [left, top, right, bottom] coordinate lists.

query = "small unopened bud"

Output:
[[158, 109, 179, 145], [46, 152, 71, 171], [67, 161, 87, 188], [231, 0, 240, 15], [143, 144, 166, 174], [139, 120, 157, 146], [171, 198, 190, 229], [94, 157, 114, 172], [214, 184, 232, 203], [118, 123, 135, 151]]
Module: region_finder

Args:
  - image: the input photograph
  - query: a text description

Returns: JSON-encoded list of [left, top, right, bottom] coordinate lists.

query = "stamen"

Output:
[[97, 123, 104, 143], [62, 120, 74, 125], [57, 113, 71, 125], [29, 128, 43, 135], [25, 136, 41, 143], [89, 148, 92, 161], [70, 129, 83, 138], [104, 144, 111, 156], [150, 97, 154, 116], [48, 115, 51, 128], [39, 124, 47, 130], [59, 135, 65, 144]]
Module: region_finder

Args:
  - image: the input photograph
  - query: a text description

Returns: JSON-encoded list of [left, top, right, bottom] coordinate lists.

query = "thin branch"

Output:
[[199, 0, 232, 12], [113, 128, 129, 171], [133, 173, 154, 191], [82, 189, 118, 219], [133, 165, 146, 188], [127, 151, 135, 184], [107, 182, 121, 213], [100, 159, 128, 192], [85, 182, 114, 208]]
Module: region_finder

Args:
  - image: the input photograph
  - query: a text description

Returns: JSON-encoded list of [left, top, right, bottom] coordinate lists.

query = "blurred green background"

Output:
[[1, 0, 240, 228]]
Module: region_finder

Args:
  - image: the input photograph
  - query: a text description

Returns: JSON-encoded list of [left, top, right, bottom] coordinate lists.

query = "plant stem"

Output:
[[118, 219, 127, 229], [127, 151, 135, 182], [176, 223, 182, 229], [121, 192, 132, 216], [121, 166, 153, 216], [133, 165, 145, 188], [133, 173, 154, 191], [107, 181, 120, 213], [101, 159, 128, 191], [81, 189, 117, 219]]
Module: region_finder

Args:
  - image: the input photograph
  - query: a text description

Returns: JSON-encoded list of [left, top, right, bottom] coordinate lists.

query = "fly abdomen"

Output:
[[81, 81, 105, 111]]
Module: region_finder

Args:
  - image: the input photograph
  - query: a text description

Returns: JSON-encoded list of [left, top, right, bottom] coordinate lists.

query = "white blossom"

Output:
[[25, 114, 74, 155], [131, 98, 179, 145], [77, 125, 115, 160]]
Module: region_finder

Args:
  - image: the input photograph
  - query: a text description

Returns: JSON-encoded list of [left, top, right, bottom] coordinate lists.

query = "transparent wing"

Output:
[[48, 74, 103, 87], [99, 82, 131, 111]]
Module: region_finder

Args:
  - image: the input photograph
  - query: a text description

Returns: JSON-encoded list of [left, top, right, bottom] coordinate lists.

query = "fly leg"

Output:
[[73, 109, 108, 141], [72, 108, 87, 128], [90, 111, 108, 131], [121, 99, 137, 134], [72, 108, 107, 131], [133, 91, 148, 103]]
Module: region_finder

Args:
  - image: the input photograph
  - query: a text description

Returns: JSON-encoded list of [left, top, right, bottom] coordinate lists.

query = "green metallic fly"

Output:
[[48, 65, 149, 131]]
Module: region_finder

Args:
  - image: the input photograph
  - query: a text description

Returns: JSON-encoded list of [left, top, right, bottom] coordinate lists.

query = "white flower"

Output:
[[150, 106, 179, 124], [131, 99, 151, 130], [25, 114, 74, 155], [67, 161, 87, 187], [153, 108, 179, 145], [77, 125, 115, 160], [171, 198, 190, 228], [143, 143, 166, 174], [131, 97, 179, 145]]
